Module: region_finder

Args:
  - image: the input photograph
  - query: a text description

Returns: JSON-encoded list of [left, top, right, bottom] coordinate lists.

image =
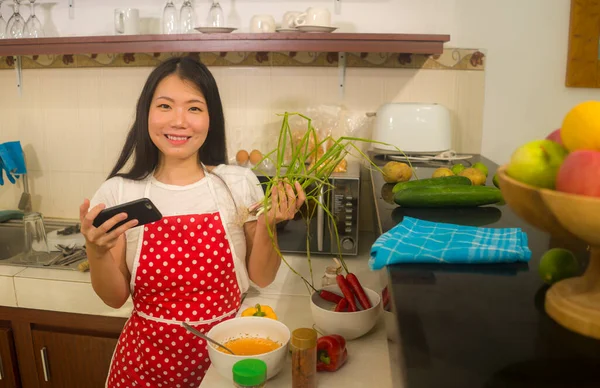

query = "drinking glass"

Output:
[[23, 0, 43, 37], [0, 1, 6, 39], [22, 212, 51, 264], [207, 0, 224, 27], [180, 0, 195, 33], [162, 0, 178, 34], [5, 0, 25, 39]]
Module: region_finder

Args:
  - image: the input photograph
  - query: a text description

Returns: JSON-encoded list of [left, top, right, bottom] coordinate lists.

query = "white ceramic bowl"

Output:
[[206, 316, 290, 381], [310, 284, 382, 340]]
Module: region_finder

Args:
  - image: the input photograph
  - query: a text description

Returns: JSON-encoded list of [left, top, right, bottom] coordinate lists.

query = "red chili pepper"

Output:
[[317, 335, 348, 372], [336, 274, 357, 312], [382, 285, 390, 311], [334, 298, 348, 312], [319, 289, 343, 304], [346, 273, 372, 310]]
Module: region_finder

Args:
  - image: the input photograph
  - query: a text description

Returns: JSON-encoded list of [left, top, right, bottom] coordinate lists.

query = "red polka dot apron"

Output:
[[106, 173, 242, 388]]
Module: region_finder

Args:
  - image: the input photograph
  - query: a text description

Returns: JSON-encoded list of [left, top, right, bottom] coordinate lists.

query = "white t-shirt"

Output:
[[89, 164, 265, 294]]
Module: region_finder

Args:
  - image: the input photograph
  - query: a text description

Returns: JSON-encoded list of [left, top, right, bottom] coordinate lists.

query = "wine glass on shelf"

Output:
[[23, 0, 43, 37], [0, 0, 7, 39], [5, 0, 25, 39], [207, 0, 224, 27], [180, 0, 195, 33], [162, 0, 178, 34]]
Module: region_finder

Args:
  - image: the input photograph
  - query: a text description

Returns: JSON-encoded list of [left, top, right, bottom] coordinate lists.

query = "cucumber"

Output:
[[393, 185, 503, 208], [392, 175, 471, 194]]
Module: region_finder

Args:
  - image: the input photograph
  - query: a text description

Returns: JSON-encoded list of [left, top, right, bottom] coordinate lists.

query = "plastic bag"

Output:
[[286, 105, 373, 171]]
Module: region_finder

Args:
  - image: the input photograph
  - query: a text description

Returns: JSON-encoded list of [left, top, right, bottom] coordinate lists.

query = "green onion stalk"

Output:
[[249, 112, 413, 294]]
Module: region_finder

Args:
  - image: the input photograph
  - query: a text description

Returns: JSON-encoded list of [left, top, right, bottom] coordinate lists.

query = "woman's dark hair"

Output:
[[107, 56, 227, 180]]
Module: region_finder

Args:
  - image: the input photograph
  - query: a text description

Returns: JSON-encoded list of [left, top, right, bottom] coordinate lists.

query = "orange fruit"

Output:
[[561, 100, 600, 152]]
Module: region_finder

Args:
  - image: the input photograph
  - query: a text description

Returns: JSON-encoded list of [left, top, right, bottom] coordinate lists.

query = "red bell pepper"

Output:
[[317, 334, 348, 372]]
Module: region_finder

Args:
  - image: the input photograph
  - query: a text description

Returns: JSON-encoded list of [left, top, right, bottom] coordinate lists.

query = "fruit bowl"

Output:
[[497, 165, 600, 339]]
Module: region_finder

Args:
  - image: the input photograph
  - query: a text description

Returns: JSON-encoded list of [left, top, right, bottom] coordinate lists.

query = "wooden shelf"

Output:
[[0, 32, 450, 56]]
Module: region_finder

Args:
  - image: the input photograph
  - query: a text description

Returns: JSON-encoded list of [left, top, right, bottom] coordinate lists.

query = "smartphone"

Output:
[[92, 198, 163, 233]]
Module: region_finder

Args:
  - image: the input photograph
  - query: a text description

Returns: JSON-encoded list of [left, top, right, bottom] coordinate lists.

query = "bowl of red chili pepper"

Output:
[[310, 278, 382, 340]]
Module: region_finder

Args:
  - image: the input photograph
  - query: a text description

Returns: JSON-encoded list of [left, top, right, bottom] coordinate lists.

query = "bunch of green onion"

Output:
[[250, 112, 411, 291]]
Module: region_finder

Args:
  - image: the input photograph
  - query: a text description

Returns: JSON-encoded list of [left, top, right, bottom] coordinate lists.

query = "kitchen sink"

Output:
[[0, 219, 85, 270]]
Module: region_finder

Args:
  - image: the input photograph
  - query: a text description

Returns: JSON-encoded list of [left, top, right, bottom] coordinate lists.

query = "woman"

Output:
[[79, 56, 305, 388]]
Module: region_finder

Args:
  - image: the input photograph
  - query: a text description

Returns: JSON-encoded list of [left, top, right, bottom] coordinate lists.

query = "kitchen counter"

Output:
[[369, 154, 600, 388], [0, 232, 394, 387], [201, 293, 392, 387]]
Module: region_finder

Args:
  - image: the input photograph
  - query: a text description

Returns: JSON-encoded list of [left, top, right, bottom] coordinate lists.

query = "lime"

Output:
[[451, 164, 465, 175], [492, 173, 500, 188], [538, 248, 579, 285], [473, 162, 489, 177]]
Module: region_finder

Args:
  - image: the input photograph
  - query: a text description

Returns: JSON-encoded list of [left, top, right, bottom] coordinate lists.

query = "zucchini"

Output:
[[392, 175, 471, 194], [393, 185, 503, 208]]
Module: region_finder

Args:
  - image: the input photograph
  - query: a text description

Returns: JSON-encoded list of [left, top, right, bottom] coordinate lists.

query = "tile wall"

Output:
[[0, 61, 485, 226]]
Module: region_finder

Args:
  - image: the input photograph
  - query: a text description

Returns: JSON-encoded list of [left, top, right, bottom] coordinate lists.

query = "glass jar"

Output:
[[232, 358, 267, 388], [321, 265, 341, 288], [290, 327, 317, 388]]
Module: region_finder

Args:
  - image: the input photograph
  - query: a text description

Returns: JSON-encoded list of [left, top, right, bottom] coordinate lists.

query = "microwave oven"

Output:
[[253, 161, 360, 256]]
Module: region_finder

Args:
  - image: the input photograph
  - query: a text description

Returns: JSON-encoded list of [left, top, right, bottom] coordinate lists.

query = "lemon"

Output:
[[538, 248, 579, 285], [561, 100, 600, 152], [473, 162, 489, 177], [451, 164, 466, 175]]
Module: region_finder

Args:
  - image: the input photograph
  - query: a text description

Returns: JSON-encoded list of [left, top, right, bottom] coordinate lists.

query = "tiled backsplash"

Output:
[[0, 64, 485, 219]]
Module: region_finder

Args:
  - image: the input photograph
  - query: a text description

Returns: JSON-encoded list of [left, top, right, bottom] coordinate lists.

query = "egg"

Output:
[[249, 149, 263, 165], [236, 150, 249, 165]]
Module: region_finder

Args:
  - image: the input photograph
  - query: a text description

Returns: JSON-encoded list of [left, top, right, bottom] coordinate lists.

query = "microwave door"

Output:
[[317, 185, 324, 252]]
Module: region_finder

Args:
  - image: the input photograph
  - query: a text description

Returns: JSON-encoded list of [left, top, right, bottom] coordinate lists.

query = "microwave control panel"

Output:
[[330, 178, 360, 255]]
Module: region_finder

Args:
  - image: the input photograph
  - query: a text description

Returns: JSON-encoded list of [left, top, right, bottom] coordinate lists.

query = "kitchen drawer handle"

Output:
[[40, 347, 50, 382]]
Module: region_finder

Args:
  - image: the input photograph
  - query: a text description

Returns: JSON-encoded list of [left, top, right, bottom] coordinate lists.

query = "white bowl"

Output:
[[206, 316, 290, 381], [310, 284, 382, 340]]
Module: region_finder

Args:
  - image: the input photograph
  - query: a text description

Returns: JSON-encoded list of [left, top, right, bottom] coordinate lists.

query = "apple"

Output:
[[506, 139, 569, 189], [546, 128, 563, 145], [556, 150, 600, 197]]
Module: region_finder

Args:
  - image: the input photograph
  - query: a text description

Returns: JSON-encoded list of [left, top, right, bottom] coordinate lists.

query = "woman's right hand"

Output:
[[79, 199, 139, 256]]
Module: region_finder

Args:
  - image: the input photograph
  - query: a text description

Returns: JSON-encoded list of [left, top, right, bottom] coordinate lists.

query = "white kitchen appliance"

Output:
[[371, 103, 452, 155]]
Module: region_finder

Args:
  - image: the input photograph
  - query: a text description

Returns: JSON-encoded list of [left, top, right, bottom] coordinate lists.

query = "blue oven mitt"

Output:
[[0, 141, 27, 186], [369, 217, 532, 270]]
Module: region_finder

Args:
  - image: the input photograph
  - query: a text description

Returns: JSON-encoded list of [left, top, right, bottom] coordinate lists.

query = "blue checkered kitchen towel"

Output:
[[369, 217, 532, 270]]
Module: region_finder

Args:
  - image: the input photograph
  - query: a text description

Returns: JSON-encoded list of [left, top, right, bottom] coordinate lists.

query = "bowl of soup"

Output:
[[206, 316, 290, 381]]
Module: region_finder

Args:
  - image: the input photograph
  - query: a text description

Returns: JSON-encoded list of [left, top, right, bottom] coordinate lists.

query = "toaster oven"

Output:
[[253, 161, 360, 256]]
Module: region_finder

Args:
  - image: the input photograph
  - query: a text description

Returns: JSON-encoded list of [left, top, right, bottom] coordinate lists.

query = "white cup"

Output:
[[250, 14, 276, 33], [295, 7, 331, 27], [114, 8, 140, 35], [282, 11, 301, 29]]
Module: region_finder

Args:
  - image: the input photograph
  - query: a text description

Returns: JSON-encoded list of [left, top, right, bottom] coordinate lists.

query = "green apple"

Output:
[[506, 140, 569, 189]]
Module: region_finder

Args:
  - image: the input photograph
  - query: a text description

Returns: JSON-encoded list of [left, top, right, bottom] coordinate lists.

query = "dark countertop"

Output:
[[368, 153, 600, 388]]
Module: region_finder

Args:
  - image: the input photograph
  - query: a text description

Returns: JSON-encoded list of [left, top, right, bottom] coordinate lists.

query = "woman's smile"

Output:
[[165, 134, 192, 145]]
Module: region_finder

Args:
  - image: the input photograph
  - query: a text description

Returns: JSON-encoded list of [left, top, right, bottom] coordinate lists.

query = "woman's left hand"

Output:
[[263, 180, 306, 226]]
